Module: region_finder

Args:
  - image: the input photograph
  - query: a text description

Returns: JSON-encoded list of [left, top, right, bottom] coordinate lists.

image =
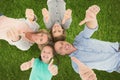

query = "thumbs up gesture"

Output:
[[79, 5, 100, 26], [71, 57, 97, 80], [42, 8, 50, 23], [48, 59, 58, 76]]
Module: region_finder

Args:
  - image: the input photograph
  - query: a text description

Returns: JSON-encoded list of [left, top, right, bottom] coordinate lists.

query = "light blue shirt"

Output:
[[29, 58, 52, 80], [69, 26, 120, 73]]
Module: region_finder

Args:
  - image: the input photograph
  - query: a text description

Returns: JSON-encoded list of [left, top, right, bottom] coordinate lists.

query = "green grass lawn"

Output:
[[0, 0, 120, 80]]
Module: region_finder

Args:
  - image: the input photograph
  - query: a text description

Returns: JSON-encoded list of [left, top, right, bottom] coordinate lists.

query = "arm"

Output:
[[62, 9, 72, 29], [79, 5, 100, 29], [20, 58, 34, 71], [71, 57, 97, 80], [78, 5, 100, 38], [42, 8, 52, 29], [48, 59, 58, 76]]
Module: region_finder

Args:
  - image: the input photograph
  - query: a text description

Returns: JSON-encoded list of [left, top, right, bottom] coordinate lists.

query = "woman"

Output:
[[0, 9, 52, 50], [20, 44, 58, 80], [42, 0, 72, 42]]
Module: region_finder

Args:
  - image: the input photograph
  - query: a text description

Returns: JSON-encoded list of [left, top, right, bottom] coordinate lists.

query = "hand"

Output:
[[20, 58, 34, 71], [48, 59, 58, 76], [79, 5, 100, 26], [25, 9, 35, 21], [42, 8, 49, 23], [7, 27, 21, 42], [62, 9, 72, 24], [71, 57, 97, 80]]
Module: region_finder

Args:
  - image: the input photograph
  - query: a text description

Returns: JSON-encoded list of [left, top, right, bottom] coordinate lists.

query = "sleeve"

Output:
[[10, 37, 33, 51], [43, 17, 53, 29], [62, 18, 72, 29], [76, 25, 98, 40], [71, 61, 79, 74]]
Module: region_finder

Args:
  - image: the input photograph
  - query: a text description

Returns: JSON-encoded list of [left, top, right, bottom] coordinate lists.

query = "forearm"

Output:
[[62, 18, 72, 29], [43, 18, 52, 29], [20, 58, 34, 71]]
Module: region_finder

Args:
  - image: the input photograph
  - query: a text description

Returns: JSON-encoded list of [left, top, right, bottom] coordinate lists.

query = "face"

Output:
[[52, 23, 63, 37], [41, 46, 53, 63], [54, 41, 73, 55], [32, 33, 48, 44]]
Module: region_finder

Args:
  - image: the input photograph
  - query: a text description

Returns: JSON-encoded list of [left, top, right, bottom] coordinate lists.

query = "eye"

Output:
[[58, 30, 61, 32], [40, 39, 43, 42], [40, 34, 43, 37], [53, 31, 56, 33], [59, 47, 62, 51], [61, 42, 63, 45], [43, 51, 45, 53]]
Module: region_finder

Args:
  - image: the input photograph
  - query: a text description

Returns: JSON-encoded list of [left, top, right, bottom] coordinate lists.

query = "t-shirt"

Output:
[[29, 58, 52, 80]]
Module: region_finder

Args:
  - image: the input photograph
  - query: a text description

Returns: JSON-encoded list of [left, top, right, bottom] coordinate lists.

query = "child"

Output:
[[20, 44, 58, 80], [42, 0, 72, 42]]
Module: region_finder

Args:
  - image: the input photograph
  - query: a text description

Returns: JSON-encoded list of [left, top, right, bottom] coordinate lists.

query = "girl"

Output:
[[0, 9, 52, 50], [20, 44, 58, 80], [42, 0, 72, 42]]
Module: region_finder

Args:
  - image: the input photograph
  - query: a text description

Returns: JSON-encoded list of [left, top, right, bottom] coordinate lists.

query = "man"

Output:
[[54, 5, 120, 80]]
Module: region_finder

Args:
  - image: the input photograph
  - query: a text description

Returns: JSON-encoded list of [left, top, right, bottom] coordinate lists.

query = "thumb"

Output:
[[79, 19, 86, 26], [71, 57, 80, 64], [62, 18, 65, 24], [48, 59, 54, 67]]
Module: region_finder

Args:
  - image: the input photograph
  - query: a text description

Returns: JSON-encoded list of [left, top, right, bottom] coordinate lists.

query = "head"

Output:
[[54, 41, 75, 55], [31, 29, 52, 45], [39, 44, 56, 64], [51, 23, 66, 42]]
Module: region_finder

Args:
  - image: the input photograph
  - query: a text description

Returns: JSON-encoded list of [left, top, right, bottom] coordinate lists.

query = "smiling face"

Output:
[[54, 41, 74, 55], [32, 33, 48, 44], [52, 23, 64, 37], [41, 46, 54, 63]]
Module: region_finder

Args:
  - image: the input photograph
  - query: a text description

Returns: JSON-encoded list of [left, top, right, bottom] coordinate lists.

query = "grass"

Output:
[[0, 0, 120, 80]]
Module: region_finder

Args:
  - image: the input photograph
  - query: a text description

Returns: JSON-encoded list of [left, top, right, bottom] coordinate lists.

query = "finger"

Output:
[[88, 74, 97, 80], [49, 59, 54, 67], [71, 57, 80, 64], [62, 18, 65, 24], [79, 19, 86, 26]]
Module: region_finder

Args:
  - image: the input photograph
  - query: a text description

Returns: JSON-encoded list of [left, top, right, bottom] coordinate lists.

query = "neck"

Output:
[[68, 45, 77, 55]]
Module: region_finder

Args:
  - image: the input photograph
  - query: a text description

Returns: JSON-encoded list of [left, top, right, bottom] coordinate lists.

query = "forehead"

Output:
[[43, 46, 53, 51], [55, 41, 62, 50]]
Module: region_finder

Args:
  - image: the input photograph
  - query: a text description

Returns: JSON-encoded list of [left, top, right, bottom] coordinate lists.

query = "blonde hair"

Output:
[[37, 29, 53, 50]]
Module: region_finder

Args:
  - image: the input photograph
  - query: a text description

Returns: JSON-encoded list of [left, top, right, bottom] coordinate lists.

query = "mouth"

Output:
[[42, 55, 49, 59]]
